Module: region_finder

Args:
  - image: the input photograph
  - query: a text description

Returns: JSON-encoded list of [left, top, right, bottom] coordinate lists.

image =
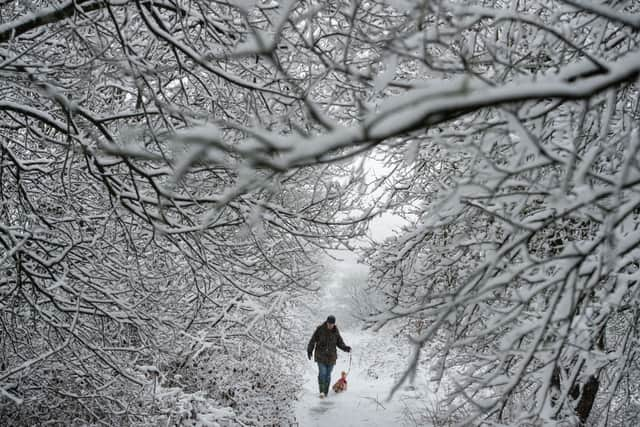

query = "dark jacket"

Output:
[[307, 322, 349, 365]]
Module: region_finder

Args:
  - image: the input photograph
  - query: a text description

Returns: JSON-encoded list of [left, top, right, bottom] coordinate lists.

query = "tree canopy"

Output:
[[2, 0, 640, 425]]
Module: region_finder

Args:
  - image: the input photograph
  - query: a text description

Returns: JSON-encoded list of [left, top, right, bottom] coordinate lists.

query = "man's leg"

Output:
[[323, 364, 334, 395], [317, 363, 328, 396]]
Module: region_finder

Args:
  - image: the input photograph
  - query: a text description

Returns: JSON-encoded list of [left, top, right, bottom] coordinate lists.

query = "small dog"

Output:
[[332, 371, 348, 393]]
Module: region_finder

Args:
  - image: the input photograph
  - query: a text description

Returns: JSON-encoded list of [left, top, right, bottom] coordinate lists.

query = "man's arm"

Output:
[[307, 327, 318, 359], [336, 329, 350, 352]]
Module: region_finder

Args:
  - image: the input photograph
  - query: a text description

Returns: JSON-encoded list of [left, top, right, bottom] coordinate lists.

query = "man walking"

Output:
[[307, 315, 351, 398]]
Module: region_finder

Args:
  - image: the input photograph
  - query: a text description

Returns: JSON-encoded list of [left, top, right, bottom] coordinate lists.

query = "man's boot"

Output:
[[318, 379, 325, 398]]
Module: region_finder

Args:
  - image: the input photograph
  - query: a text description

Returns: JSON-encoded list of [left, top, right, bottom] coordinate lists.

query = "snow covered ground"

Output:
[[294, 328, 435, 427]]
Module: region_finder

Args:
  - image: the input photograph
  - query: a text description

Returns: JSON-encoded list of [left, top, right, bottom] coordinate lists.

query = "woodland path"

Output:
[[294, 330, 430, 427]]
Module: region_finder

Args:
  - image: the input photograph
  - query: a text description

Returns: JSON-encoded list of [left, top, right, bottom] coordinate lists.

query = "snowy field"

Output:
[[295, 328, 435, 427]]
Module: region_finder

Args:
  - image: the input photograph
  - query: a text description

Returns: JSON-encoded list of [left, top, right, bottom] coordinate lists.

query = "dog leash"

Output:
[[347, 351, 352, 375]]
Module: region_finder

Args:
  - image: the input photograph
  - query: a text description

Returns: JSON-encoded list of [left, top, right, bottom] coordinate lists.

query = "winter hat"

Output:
[[326, 315, 336, 324]]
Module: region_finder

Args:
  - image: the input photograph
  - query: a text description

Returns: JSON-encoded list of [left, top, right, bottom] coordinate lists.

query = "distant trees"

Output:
[[2, 0, 640, 425]]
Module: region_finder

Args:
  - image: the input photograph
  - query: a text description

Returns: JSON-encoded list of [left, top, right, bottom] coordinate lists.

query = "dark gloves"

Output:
[[346, 346, 351, 353]]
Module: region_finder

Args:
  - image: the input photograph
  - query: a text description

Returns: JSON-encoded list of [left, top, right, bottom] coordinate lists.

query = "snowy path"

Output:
[[294, 330, 430, 427]]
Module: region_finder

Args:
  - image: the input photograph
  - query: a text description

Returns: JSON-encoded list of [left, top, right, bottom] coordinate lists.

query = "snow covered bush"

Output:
[[161, 346, 299, 426]]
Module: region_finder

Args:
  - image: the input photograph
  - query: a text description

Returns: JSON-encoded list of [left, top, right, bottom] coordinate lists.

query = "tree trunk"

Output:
[[575, 374, 599, 425]]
